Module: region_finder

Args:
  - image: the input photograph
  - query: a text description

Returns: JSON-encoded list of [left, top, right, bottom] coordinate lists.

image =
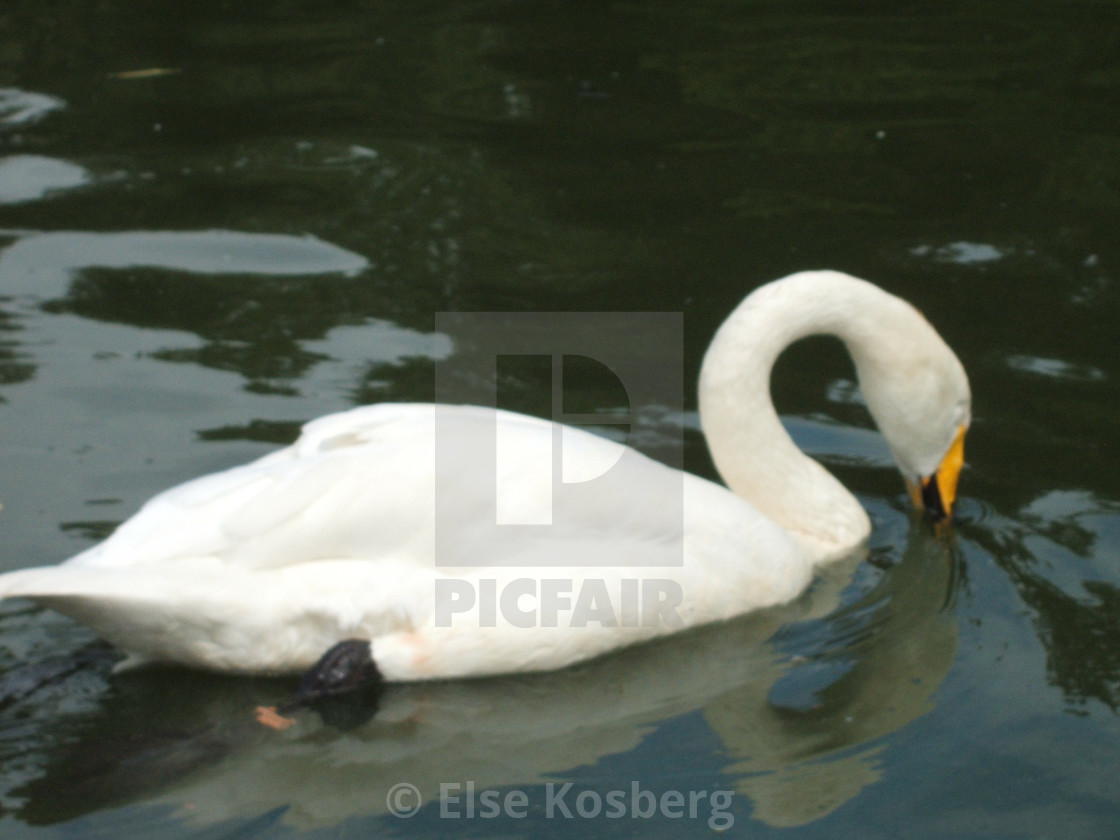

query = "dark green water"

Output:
[[1, 1, 1119, 837]]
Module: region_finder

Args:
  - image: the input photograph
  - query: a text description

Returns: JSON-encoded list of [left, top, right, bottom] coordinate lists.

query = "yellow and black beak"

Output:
[[906, 424, 967, 521]]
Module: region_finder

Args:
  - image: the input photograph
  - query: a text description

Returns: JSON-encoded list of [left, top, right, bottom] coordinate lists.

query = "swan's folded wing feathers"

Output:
[[63, 402, 701, 574], [65, 466, 279, 568], [62, 404, 426, 569]]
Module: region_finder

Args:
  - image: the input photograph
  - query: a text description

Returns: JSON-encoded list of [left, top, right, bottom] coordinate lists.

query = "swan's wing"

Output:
[[64, 403, 690, 572], [64, 403, 426, 569]]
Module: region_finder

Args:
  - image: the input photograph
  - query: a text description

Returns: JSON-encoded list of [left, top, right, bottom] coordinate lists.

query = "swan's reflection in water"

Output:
[[8, 519, 957, 830]]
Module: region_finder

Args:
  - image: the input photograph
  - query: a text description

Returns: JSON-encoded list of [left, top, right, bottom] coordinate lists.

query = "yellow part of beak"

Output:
[[906, 424, 967, 518]]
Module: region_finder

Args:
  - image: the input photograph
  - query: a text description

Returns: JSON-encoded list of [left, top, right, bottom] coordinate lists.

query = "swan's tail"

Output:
[[0, 562, 389, 676], [0, 566, 139, 639], [0, 565, 169, 671], [0, 564, 224, 604], [0, 566, 57, 601], [0, 565, 195, 662]]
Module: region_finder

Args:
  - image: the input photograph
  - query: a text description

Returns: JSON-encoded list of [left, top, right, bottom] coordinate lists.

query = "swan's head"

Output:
[[850, 300, 971, 521], [700, 270, 971, 532]]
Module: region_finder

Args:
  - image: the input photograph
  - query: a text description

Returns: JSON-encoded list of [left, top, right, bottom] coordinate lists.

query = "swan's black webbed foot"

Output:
[[294, 639, 382, 704], [257, 639, 383, 730]]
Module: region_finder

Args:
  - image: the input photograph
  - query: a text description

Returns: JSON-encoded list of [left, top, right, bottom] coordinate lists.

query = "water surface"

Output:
[[1, 2, 1119, 837]]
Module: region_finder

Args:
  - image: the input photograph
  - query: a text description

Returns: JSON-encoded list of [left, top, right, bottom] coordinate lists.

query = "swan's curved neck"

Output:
[[698, 272, 913, 562]]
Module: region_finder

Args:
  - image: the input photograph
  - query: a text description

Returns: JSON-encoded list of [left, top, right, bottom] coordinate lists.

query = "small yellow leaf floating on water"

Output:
[[254, 705, 297, 730], [108, 68, 183, 80]]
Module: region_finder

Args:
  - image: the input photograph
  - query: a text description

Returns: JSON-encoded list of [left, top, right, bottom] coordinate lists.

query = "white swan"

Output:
[[0, 271, 969, 693]]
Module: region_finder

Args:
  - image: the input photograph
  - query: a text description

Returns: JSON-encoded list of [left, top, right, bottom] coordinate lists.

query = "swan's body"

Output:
[[0, 271, 970, 683]]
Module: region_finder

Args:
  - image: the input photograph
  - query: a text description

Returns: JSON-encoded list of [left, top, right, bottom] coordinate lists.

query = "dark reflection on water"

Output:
[[0, 0, 1119, 837]]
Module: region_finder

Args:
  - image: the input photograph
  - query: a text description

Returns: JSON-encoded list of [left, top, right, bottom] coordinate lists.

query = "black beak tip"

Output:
[[920, 476, 950, 522]]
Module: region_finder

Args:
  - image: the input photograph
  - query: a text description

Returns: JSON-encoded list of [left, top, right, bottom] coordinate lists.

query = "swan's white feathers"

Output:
[[0, 271, 969, 680], [2, 403, 810, 677]]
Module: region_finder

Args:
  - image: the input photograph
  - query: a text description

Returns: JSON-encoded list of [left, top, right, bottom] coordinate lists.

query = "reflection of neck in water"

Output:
[[10, 520, 958, 830], [710, 519, 959, 826]]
